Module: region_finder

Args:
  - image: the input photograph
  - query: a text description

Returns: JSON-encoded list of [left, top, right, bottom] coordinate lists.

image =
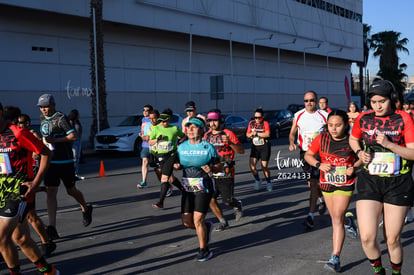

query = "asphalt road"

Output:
[[5, 138, 414, 274]]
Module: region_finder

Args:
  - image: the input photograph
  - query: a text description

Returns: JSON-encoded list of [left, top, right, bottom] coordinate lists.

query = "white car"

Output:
[[94, 113, 183, 154]]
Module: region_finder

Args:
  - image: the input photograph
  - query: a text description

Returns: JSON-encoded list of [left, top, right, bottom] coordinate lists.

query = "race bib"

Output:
[[324, 165, 347, 185], [252, 136, 265, 146], [0, 153, 13, 175], [182, 177, 205, 192], [157, 141, 172, 152], [368, 152, 399, 175], [302, 130, 320, 148]]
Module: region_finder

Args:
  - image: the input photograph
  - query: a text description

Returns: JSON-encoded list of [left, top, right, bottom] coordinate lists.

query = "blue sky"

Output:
[[359, 0, 414, 77]]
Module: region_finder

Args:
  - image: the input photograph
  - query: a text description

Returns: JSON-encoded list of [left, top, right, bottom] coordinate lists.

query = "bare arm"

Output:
[[288, 117, 298, 151]]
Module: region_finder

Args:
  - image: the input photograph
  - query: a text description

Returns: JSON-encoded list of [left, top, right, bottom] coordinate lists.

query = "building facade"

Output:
[[0, 0, 363, 145]]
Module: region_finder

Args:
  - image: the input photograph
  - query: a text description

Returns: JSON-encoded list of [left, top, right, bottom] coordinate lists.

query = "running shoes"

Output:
[[215, 220, 229, 232], [324, 254, 341, 272], [82, 204, 93, 227], [152, 202, 164, 209], [196, 248, 213, 262], [266, 182, 272, 192], [344, 212, 358, 239], [137, 181, 147, 189], [254, 180, 260, 191], [304, 215, 314, 229], [234, 200, 243, 222], [46, 225, 60, 240], [42, 241, 57, 257]]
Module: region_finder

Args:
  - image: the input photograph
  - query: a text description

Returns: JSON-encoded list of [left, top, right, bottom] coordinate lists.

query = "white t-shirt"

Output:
[[294, 109, 328, 151]]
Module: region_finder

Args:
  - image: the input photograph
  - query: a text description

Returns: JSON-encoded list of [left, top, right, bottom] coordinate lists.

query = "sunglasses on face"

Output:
[[304, 99, 315, 103], [254, 117, 262, 119], [18, 121, 27, 124], [143, 109, 150, 111]]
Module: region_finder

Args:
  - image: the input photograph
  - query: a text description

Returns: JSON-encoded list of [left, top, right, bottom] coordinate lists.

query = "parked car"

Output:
[[222, 114, 249, 143], [263, 109, 294, 139], [287, 104, 305, 114], [94, 113, 183, 154]]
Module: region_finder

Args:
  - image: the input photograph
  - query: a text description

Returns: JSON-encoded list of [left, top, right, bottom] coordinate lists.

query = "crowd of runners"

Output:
[[1, 79, 414, 274]]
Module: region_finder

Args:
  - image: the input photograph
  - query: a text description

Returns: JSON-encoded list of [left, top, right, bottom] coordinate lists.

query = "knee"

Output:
[[12, 232, 27, 247], [360, 233, 377, 247], [386, 235, 401, 248]]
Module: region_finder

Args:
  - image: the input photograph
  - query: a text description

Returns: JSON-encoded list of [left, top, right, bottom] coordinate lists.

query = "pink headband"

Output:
[[207, 112, 220, 120]]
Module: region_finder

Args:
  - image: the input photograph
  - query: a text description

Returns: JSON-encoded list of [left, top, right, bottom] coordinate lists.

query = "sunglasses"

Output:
[[254, 117, 263, 119], [143, 109, 150, 111], [18, 121, 27, 124], [304, 99, 315, 103]]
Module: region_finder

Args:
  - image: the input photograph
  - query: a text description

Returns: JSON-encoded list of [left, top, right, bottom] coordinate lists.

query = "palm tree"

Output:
[[358, 24, 371, 105], [370, 30, 409, 93], [89, 0, 109, 145]]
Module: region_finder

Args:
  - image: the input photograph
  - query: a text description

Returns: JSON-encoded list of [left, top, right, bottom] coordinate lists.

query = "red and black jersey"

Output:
[[308, 132, 356, 192], [246, 120, 271, 146], [0, 124, 45, 205], [351, 110, 414, 175]]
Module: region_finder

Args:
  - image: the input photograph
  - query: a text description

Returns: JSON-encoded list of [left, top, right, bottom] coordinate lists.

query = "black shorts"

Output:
[[356, 171, 413, 206], [250, 142, 271, 161], [156, 153, 177, 177], [213, 177, 234, 203], [44, 162, 76, 188], [181, 191, 212, 214], [0, 198, 26, 221], [300, 150, 319, 179]]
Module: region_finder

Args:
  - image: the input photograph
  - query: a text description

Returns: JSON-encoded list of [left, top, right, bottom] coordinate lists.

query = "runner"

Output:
[[37, 94, 93, 240], [149, 108, 184, 208], [319, 96, 332, 113], [137, 104, 153, 189], [18, 114, 56, 257], [181, 101, 206, 135], [0, 105, 59, 274], [246, 108, 272, 191], [347, 102, 360, 130], [288, 90, 328, 229], [350, 79, 414, 275], [204, 109, 244, 231], [175, 117, 222, 261], [305, 110, 361, 272]]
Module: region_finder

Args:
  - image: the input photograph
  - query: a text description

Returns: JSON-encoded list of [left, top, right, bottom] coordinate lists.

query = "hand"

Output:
[[221, 134, 229, 144], [201, 164, 211, 174], [358, 150, 371, 164], [319, 163, 331, 173], [376, 132, 391, 149], [289, 144, 297, 151], [346, 166, 354, 176], [20, 182, 36, 199]]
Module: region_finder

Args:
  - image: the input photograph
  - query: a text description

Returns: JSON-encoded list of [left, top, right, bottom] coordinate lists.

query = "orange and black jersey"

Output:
[[308, 133, 356, 192], [0, 125, 45, 205], [351, 110, 414, 175]]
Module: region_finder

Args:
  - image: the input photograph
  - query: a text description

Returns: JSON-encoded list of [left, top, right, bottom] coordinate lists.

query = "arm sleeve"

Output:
[[59, 115, 76, 135], [351, 114, 363, 139], [263, 121, 271, 132], [403, 112, 414, 144], [15, 127, 45, 154], [246, 121, 253, 134]]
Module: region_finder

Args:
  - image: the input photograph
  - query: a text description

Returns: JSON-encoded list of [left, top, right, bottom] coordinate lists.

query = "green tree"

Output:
[[89, 0, 109, 145], [370, 30, 409, 93]]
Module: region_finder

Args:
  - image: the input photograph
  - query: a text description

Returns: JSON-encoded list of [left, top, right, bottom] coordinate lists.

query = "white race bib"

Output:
[[368, 152, 398, 175], [324, 165, 347, 185]]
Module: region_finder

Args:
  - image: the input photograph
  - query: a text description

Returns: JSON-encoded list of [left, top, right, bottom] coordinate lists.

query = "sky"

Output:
[[356, 0, 414, 77]]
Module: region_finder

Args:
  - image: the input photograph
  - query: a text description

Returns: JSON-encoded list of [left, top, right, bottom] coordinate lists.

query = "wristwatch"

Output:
[[355, 149, 361, 156], [315, 162, 321, 169]]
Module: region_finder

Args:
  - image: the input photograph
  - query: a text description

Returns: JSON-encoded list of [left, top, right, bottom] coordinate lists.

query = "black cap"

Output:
[[367, 80, 394, 98]]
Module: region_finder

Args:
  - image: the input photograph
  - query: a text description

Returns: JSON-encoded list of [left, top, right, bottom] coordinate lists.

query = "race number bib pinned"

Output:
[[157, 141, 172, 152], [368, 152, 399, 175], [302, 130, 320, 149], [324, 166, 347, 185], [182, 177, 205, 192], [252, 136, 265, 146], [0, 153, 13, 175]]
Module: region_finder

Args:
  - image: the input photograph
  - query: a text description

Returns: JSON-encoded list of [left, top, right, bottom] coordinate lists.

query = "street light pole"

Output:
[[277, 38, 296, 93], [303, 43, 321, 91], [253, 34, 273, 107]]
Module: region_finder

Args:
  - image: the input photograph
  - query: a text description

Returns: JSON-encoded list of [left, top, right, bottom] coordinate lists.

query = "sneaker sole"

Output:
[[324, 263, 340, 272]]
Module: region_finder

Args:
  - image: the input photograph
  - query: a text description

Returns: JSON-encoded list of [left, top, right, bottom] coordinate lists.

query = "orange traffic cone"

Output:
[[99, 160, 106, 177]]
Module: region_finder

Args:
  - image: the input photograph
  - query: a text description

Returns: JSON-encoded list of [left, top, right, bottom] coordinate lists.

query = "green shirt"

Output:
[[149, 124, 184, 154]]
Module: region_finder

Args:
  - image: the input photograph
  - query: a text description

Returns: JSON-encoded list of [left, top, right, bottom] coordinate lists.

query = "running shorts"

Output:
[[44, 163, 76, 188], [181, 191, 212, 214], [300, 150, 319, 179], [356, 170, 413, 206], [213, 177, 234, 203], [250, 142, 271, 161]]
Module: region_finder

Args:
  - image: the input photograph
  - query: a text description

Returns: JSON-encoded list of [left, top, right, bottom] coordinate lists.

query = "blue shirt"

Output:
[[178, 140, 218, 168]]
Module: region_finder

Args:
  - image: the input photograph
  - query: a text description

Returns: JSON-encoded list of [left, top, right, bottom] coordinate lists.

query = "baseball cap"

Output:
[[206, 112, 220, 120], [367, 80, 394, 98], [185, 117, 205, 128], [157, 114, 170, 122], [37, 94, 55, 107]]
